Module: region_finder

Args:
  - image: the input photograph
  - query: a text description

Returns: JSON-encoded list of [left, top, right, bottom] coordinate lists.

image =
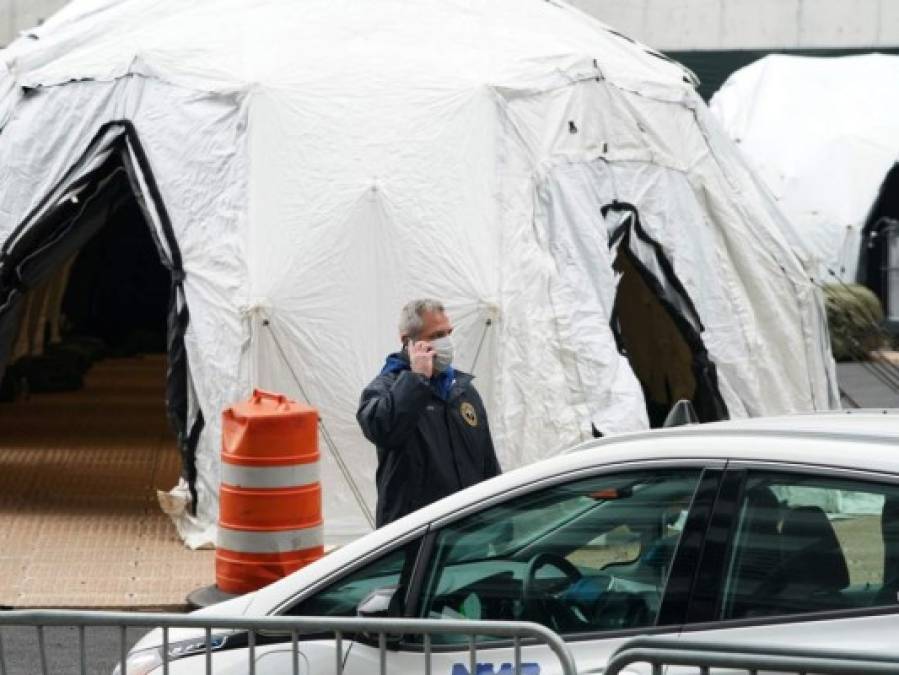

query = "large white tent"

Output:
[[710, 53, 899, 307], [0, 0, 838, 548]]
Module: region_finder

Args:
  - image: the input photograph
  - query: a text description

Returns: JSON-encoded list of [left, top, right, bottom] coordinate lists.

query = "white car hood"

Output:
[[130, 593, 257, 651]]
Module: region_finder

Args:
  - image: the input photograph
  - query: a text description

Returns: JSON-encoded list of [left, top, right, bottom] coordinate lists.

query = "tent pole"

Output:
[[469, 317, 493, 373]]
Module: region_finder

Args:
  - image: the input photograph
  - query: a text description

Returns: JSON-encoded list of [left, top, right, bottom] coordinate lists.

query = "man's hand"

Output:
[[409, 340, 435, 379]]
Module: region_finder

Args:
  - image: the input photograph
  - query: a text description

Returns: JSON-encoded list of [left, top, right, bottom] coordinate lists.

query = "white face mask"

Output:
[[429, 335, 454, 373]]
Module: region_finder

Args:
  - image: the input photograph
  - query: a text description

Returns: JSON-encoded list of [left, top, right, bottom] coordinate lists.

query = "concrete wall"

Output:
[[0, 0, 67, 47], [569, 0, 899, 50]]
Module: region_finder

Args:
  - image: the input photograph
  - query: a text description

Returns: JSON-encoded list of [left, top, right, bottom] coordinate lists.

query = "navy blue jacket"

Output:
[[357, 351, 501, 527]]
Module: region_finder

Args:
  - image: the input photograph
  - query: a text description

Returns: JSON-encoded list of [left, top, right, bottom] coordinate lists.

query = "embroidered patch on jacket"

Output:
[[460, 401, 478, 427]]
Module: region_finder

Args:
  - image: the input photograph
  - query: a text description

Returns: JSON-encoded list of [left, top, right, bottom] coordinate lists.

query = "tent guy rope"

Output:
[[262, 318, 376, 529]]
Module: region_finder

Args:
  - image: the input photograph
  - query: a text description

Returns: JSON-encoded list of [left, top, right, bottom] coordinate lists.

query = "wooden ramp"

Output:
[[0, 355, 214, 608]]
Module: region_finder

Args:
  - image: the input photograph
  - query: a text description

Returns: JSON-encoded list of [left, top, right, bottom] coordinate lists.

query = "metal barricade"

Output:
[[0, 610, 578, 675], [605, 636, 899, 675]]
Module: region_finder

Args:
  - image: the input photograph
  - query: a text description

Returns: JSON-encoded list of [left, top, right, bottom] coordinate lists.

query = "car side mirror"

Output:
[[356, 585, 399, 618], [356, 586, 403, 646]]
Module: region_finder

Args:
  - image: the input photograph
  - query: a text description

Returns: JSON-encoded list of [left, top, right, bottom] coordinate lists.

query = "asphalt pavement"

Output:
[[837, 361, 899, 408], [1, 625, 148, 675]]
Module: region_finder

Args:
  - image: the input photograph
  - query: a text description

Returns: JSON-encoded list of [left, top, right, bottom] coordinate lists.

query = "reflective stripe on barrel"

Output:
[[218, 524, 324, 553], [216, 389, 323, 595], [221, 461, 320, 490]]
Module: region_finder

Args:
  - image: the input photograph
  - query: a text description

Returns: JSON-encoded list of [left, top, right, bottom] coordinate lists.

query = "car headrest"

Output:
[[744, 486, 781, 531], [780, 505, 849, 592], [728, 486, 783, 593]]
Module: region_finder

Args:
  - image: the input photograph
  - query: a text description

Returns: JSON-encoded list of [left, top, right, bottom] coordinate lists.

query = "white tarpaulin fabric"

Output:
[[0, 0, 838, 548], [710, 53, 899, 284]]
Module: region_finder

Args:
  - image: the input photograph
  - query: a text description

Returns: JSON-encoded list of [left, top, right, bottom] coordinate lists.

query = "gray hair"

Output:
[[398, 298, 445, 340]]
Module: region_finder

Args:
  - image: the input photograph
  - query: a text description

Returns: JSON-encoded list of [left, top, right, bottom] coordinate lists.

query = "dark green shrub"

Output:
[[824, 283, 885, 361]]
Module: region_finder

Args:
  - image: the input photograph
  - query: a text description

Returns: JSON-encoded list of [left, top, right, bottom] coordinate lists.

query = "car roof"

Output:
[[694, 409, 899, 435], [249, 410, 899, 614], [563, 409, 899, 471], [564, 405, 896, 443]]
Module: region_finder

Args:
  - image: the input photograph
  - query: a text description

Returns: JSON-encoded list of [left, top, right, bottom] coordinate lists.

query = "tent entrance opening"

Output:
[[860, 163, 899, 329], [604, 202, 728, 428], [0, 122, 204, 509], [0, 123, 213, 607], [612, 249, 698, 427], [2, 168, 171, 406], [64, 186, 169, 360]]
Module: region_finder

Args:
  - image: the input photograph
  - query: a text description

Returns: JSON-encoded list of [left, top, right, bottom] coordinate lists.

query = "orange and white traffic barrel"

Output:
[[215, 389, 324, 594]]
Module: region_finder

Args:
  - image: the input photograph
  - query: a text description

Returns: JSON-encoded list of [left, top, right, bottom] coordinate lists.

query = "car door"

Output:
[[673, 461, 899, 673], [343, 461, 723, 675], [241, 533, 428, 674]]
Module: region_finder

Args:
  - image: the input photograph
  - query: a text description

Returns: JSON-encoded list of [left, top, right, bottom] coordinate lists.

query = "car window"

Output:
[[721, 472, 899, 620], [416, 469, 702, 641], [287, 539, 420, 617]]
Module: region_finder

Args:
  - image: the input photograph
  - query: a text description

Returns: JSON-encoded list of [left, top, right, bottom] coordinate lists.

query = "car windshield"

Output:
[[448, 478, 648, 562], [417, 469, 702, 639], [446, 476, 691, 569]]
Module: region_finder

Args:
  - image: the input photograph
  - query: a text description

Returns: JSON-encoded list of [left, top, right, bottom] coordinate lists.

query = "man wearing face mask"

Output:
[[357, 298, 501, 527]]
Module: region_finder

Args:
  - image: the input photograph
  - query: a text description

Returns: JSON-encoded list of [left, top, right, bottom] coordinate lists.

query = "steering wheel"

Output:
[[520, 553, 586, 631]]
